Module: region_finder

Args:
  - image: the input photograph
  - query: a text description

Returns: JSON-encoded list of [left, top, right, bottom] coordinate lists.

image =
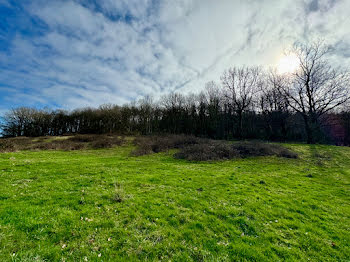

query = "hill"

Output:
[[0, 137, 349, 261]]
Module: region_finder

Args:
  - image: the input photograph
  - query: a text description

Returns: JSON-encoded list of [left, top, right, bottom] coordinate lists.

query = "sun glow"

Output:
[[276, 53, 300, 74]]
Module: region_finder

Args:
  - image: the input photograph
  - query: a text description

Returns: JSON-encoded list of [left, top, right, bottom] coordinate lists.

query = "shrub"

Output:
[[68, 134, 96, 143], [277, 148, 299, 159], [0, 137, 35, 152], [133, 135, 298, 161], [0, 139, 16, 152], [91, 138, 113, 149], [69, 134, 124, 149], [131, 135, 202, 156], [232, 142, 298, 159], [32, 140, 86, 151], [0, 134, 125, 152], [92, 135, 124, 149], [174, 142, 239, 161]]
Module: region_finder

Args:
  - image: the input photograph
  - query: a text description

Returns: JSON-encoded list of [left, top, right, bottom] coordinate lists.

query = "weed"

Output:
[[111, 183, 125, 203]]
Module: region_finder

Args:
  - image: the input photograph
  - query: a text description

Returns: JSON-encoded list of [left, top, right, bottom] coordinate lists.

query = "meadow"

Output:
[[0, 138, 349, 261]]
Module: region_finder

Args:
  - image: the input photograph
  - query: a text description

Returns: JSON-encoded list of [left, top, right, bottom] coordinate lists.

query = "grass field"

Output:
[[0, 140, 349, 261]]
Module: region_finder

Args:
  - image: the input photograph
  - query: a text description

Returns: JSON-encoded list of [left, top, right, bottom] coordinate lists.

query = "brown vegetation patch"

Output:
[[0, 134, 125, 152], [231, 142, 298, 159], [0, 139, 17, 152], [132, 135, 298, 161], [131, 135, 203, 156]]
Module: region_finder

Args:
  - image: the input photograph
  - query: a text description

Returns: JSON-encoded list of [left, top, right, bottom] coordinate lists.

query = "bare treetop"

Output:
[[284, 41, 350, 116], [221, 66, 262, 112]]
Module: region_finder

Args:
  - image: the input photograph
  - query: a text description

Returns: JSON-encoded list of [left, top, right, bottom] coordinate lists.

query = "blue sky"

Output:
[[0, 0, 349, 113]]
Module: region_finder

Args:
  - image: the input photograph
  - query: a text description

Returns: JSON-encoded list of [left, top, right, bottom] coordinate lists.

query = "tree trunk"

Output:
[[303, 114, 314, 144], [237, 111, 243, 139]]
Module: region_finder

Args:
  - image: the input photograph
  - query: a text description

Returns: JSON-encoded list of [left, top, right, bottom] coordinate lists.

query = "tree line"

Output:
[[1, 41, 350, 145]]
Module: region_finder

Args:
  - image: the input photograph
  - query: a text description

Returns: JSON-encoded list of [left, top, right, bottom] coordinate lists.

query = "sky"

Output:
[[0, 0, 350, 113]]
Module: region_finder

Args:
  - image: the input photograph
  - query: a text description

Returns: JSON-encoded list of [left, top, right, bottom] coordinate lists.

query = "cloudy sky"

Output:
[[0, 0, 349, 112]]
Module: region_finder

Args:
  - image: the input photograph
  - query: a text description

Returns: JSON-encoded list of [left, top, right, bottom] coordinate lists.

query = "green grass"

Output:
[[0, 142, 349, 261]]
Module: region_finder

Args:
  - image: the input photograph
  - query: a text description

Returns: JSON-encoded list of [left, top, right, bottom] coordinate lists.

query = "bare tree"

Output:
[[279, 41, 350, 143], [221, 66, 262, 138], [1, 107, 34, 136], [259, 70, 289, 113], [160, 93, 186, 133], [138, 95, 154, 134], [257, 70, 291, 140]]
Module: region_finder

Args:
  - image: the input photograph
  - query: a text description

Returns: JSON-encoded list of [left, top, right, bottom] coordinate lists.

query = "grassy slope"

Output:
[[0, 143, 349, 261]]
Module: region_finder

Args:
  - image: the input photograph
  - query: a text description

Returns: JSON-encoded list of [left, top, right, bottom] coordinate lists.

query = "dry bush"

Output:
[[276, 147, 299, 159], [175, 141, 298, 161], [11, 137, 33, 143], [38, 135, 124, 150], [68, 134, 97, 143], [0, 134, 125, 153], [91, 137, 113, 149], [132, 135, 298, 161], [131, 135, 203, 156], [0, 137, 34, 152], [69, 134, 124, 149], [232, 142, 298, 158], [31, 137, 49, 143], [32, 140, 86, 151], [0, 139, 17, 152], [174, 142, 239, 161], [91, 135, 124, 149], [130, 144, 152, 156]]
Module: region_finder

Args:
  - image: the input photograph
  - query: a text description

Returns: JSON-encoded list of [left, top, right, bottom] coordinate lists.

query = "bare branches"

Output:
[[259, 70, 289, 113], [276, 40, 350, 143], [286, 41, 350, 116], [221, 66, 262, 113], [220, 66, 263, 137]]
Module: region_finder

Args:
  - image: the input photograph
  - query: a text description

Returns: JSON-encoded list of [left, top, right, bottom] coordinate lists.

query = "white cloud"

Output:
[[1, 0, 349, 110]]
